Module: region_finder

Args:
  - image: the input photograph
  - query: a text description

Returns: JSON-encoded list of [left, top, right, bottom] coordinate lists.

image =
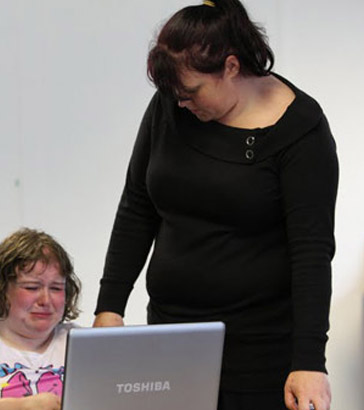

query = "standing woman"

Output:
[[94, 1, 338, 409]]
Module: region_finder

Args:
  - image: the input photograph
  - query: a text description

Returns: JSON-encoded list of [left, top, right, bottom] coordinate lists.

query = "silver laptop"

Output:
[[62, 321, 225, 410]]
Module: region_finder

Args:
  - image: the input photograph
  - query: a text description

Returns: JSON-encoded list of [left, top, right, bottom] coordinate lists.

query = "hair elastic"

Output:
[[203, 0, 216, 7]]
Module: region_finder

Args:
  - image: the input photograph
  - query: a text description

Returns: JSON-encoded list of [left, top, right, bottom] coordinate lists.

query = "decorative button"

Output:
[[245, 149, 254, 160], [246, 136, 256, 146]]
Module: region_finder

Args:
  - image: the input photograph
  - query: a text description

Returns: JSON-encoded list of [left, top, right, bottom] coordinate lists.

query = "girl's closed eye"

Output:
[[16, 283, 40, 291], [50, 285, 65, 292], [25, 286, 40, 291]]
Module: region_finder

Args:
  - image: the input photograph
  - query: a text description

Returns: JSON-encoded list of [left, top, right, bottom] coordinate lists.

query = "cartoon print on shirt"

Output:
[[0, 362, 26, 377], [36, 368, 63, 396], [0, 362, 64, 398], [1, 371, 32, 397]]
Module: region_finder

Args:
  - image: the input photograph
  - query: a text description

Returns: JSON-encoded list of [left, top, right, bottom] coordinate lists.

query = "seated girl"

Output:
[[0, 228, 81, 410]]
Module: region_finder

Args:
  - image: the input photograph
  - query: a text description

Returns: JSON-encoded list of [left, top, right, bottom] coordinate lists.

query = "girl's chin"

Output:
[[28, 317, 60, 333]]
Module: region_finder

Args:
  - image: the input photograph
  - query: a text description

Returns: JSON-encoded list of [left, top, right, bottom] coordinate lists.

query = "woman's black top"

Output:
[[95, 74, 339, 392]]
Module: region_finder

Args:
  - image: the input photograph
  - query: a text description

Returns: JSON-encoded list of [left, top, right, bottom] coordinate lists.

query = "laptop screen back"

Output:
[[62, 322, 225, 410]]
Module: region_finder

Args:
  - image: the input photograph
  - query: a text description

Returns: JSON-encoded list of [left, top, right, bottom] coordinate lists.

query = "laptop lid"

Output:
[[62, 321, 225, 410]]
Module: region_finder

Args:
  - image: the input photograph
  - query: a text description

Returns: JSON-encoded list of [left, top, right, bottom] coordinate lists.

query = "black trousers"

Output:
[[217, 390, 289, 410]]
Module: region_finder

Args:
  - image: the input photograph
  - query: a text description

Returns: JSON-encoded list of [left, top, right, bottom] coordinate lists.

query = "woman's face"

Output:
[[4, 256, 66, 344], [176, 58, 240, 123]]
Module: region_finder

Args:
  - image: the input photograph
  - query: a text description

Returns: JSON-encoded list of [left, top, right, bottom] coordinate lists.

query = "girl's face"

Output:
[[4, 257, 66, 345]]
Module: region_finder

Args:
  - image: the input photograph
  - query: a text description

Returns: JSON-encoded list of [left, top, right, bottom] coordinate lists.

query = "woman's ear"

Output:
[[224, 55, 240, 78]]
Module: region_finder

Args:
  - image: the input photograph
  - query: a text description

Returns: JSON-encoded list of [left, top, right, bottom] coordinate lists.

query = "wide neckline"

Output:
[[172, 73, 323, 164], [206, 72, 297, 133]]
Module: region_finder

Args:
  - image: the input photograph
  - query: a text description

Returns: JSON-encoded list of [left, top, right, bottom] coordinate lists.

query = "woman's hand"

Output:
[[284, 371, 331, 410], [93, 311, 124, 327]]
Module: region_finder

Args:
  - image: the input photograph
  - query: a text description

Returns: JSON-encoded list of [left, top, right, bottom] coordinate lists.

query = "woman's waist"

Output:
[[147, 297, 292, 334], [146, 256, 291, 310]]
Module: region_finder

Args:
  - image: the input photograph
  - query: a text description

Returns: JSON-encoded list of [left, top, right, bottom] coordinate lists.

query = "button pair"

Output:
[[245, 136, 255, 160]]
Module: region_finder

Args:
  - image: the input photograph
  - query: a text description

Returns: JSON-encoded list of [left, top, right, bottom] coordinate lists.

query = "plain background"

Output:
[[1, 1, 363, 409]]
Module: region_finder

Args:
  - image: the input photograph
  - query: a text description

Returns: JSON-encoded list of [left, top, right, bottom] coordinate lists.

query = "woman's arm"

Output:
[[94, 93, 162, 318], [279, 116, 338, 409]]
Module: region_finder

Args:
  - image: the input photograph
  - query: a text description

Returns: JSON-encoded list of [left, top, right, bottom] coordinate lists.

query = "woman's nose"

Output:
[[178, 98, 192, 108], [178, 99, 187, 108]]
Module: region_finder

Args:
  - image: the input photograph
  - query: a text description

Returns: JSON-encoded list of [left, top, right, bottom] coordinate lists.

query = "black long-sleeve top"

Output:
[[95, 74, 339, 392]]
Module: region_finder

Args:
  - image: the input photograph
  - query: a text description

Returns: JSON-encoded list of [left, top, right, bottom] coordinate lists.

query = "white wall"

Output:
[[1, 1, 363, 409]]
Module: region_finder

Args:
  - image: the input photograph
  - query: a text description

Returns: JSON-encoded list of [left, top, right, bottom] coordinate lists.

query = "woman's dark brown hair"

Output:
[[147, 0, 274, 96], [0, 228, 81, 321]]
